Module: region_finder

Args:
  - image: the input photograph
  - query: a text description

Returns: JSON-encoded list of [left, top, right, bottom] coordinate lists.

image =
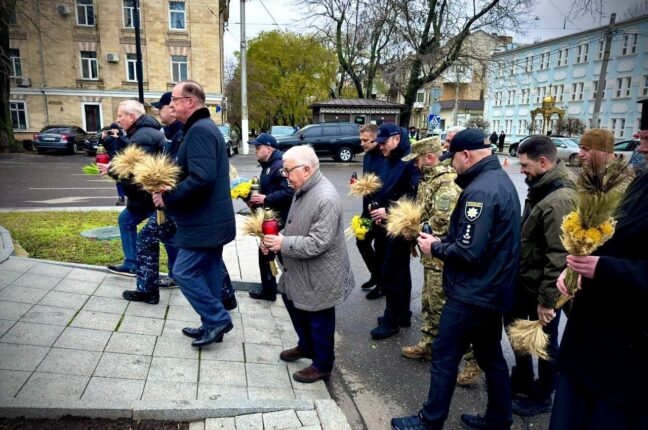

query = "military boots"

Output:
[[401, 342, 432, 361]]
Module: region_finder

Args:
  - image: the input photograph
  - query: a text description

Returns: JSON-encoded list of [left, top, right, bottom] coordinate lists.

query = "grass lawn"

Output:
[[0, 211, 168, 271]]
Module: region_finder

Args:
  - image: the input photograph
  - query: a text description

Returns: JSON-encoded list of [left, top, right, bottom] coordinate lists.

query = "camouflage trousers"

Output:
[[420, 268, 446, 346], [136, 213, 235, 301]]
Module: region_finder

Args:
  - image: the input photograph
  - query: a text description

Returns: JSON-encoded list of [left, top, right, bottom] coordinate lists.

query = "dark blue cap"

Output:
[[439, 128, 490, 161], [109, 122, 120, 130], [151, 92, 172, 109], [375, 123, 401, 143], [250, 133, 277, 149]]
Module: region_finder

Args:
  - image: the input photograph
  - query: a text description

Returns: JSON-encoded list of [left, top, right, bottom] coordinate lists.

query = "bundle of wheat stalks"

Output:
[[110, 145, 147, 180], [240, 209, 277, 237], [348, 173, 382, 197], [132, 154, 182, 224], [386, 198, 421, 240]]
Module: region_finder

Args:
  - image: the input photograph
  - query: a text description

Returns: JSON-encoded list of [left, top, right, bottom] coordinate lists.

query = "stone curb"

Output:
[[0, 226, 14, 264]]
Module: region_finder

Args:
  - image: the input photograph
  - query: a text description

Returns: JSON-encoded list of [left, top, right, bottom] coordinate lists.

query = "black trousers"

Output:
[[380, 234, 411, 326], [504, 286, 561, 399], [355, 227, 383, 280], [420, 298, 512, 430], [258, 248, 277, 296], [549, 373, 646, 430]]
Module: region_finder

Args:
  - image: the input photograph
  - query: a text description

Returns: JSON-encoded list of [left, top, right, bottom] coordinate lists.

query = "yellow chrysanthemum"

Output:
[[231, 181, 252, 200]]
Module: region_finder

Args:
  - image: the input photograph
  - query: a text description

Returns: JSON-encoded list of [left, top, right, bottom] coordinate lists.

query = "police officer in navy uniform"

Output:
[[392, 128, 521, 430], [247, 133, 294, 301]]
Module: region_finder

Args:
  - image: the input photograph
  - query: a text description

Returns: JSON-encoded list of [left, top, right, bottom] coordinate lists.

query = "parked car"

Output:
[[270, 125, 296, 137], [274, 122, 362, 162], [32, 125, 96, 155], [217, 124, 240, 157], [552, 137, 581, 166], [613, 138, 640, 163], [508, 135, 534, 157]]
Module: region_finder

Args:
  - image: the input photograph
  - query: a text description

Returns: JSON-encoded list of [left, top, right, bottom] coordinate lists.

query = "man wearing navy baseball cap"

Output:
[[247, 133, 294, 302], [392, 127, 521, 430]]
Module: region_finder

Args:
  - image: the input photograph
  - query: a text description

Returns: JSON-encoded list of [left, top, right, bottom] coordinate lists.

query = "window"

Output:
[[611, 118, 626, 138], [126, 53, 139, 81], [10, 49, 22, 77], [10, 101, 27, 130], [416, 91, 424, 102], [592, 80, 606, 99], [643, 75, 648, 97], [588, 117, 602, 128], [576, 43, 589, 63], [171, 55, 187, 82], [507, 90, 516, 105], [497, 62, 504, 78], [535, 86, 546, 104], [80, 51, 98, 80], [76, 0, 94, 26], [597, 40, 605, 60], [493, 91, 502, 107], [552, 84, 564, 102], [123, 0, 140, 28], [571, 82, 584, 101], [540, 52, 550, 70], [557, 47, 568, 66], [169, 1, 186, 30], [521, 88, 530, 105], [525, 54, 533, 73], [615, 77, 632, 98], [620, 33, 638, 55], [492, 120, 500, 132], [518, 119, 528, 133], [505, 120, 512, 134]]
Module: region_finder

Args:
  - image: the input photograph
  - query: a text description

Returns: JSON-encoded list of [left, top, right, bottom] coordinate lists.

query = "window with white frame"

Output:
[[615, 77, 632, 98], [493, 91, 502, 107], [126, 53, 139, 81], [10, 101, 27, 130], [171, 55, 187, 82], [592, 80, 606, 99], [553, 84, 564, 102], [597, 39, 605, 60], [497, 62, 504, 78], [588, 117, 602, 128], [534, 119, 542, 133], [80, 51, 98, 80], [557, 47, 568, 66], [643, 75, 648, 96], [518, 119, 528, 133], [492, 120, 500, 132], [620, 33, 638, 55], [576, 43, 589, 63], [540, 51, 550, 70], [611, 118, 626, 138], [525, 54, 533, 73], [123, 0, 140, 28], [507, 90, 516, 105], [535, 86, 546, 103], [521, 88, 530, 104], [571, 82, 584, 101], [9, 49, 22, 77], [505, 120, 512, 134], [169, 1, 186, 30], [416, 91, 424, 102], [76, 0, 95, 26]]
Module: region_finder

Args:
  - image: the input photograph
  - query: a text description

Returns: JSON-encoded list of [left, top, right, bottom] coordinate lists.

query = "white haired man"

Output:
[[262, 145, 354, 383]]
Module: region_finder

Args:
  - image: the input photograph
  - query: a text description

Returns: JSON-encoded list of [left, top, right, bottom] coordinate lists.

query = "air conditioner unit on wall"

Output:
[[16, 77, 31, 87], [57, 4, 71, 16], [106, 53, 119, 63]]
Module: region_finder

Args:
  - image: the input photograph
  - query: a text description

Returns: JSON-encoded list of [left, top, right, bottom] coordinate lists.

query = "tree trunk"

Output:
[[335, 15, 364, 98], [401, 58, 423, 127]]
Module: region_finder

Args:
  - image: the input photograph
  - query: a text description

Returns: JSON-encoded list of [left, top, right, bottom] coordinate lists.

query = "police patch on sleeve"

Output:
[[460, 223, 475, 245], [464, 201, 483, 221]]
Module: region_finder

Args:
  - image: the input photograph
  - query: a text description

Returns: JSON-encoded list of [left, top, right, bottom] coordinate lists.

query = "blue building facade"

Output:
[[485, 15, 648, 142]]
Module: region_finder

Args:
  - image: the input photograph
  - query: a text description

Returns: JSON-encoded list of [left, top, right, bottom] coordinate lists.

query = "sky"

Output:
[[222, 0, 640, 61]]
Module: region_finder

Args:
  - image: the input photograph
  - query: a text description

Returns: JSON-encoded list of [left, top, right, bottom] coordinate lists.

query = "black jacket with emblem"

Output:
[[519, 161, 576, 308], [163, 107, 236, 248], [259, 149, 294, 226], [431, 155, 521, 312], [361, 146, 384, 218]]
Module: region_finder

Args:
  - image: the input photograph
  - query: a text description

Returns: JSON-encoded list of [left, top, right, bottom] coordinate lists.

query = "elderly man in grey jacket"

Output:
[[262, 145, 354, 383]]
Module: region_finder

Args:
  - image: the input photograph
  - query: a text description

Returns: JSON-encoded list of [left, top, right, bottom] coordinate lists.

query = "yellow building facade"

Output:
[[9, 0, 228, 141]]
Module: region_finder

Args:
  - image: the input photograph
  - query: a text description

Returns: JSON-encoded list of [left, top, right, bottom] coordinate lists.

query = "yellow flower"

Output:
[[231, 181, 252, 200], [348, 215, 372, 240]]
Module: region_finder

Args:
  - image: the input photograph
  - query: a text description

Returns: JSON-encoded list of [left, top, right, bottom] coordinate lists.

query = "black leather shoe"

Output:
[[191, 322, 234, 348], [370, 323, 400, 340], [365, 286, 384, 300], [122, 289, 159, 304], [377, 316, 412, 328], [223, 296, 238, 311], [460, 414, 510, 430], [248, 291, 276, 301], [182, 326, 204, 339], [512, 397, 552, 417], [391, 414, 435, 430], [107, 264, 137, 277], [360, 278, 377, 289]]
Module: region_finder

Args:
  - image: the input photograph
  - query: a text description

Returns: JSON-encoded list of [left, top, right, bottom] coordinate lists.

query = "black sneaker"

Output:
[[122, 289, 159, 304], [391, 414, 434, 430], [156, 276, 178, 288], [365, 286, 384, 300], [460, 414, 510, 430], [512, 396, 552, 417], [107, 264, 136, 277], [116, 197, 126, 206], [360, 278, 377, 289]]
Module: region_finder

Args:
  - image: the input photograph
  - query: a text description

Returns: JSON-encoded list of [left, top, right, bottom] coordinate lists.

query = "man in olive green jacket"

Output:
[[506, 135, 577, 417]]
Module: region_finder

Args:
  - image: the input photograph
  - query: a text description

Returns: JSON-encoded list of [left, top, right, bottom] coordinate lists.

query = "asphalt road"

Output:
[[0, 150, 557, 430]]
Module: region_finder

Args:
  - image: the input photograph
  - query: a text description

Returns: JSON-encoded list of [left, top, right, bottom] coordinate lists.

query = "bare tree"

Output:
[[555, 117, 586, 137], [464, 116, 490, 130], [1, 0, 19, 152], [624, 0, 648, 19]]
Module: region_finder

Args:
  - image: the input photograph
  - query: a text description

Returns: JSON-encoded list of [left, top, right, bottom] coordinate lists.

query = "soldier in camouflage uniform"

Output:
[[400, 136, 461, 360]]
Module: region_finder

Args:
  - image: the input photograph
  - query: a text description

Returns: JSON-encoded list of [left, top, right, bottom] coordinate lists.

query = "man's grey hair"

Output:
[[283, 145, 320, 171], [118, 99, 145, 118]]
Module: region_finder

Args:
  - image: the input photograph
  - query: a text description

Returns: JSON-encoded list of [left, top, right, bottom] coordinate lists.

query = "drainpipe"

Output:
[[36, 0, 49, 126]]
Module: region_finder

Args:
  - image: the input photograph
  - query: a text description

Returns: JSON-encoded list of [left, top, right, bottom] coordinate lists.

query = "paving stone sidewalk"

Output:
[[0, 215, 351, 428]]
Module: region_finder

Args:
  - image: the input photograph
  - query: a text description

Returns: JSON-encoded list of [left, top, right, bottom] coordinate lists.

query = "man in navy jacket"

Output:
[[153, 81, 236, 348], [247, 133, 294, 301]]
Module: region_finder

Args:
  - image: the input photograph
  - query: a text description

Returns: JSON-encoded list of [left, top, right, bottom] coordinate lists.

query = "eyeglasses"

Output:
[[279, 165, 305, 177], [171, 96, 194, 103]]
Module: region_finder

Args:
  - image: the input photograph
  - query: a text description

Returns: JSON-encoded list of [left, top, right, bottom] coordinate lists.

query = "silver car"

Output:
[[552, 137, 581, 166]]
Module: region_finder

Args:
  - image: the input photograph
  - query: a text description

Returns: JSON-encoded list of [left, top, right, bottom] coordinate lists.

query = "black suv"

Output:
[[274, 123, 362, 162]]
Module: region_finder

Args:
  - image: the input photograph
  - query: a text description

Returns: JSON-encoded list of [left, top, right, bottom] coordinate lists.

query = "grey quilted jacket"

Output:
[[278, 170, 354, 311]]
